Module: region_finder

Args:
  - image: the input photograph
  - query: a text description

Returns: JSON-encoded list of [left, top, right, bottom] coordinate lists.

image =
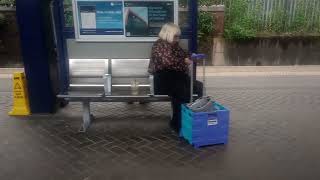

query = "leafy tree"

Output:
[[0, 0, 15, 7]]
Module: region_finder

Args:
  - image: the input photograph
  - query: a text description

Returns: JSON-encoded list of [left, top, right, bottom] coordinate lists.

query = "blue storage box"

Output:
[[181, 102, 230, 148]]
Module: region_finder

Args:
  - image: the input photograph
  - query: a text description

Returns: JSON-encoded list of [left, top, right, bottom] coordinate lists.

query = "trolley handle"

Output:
[[191, 53, 207, 60], [189, 53, 207, 103]]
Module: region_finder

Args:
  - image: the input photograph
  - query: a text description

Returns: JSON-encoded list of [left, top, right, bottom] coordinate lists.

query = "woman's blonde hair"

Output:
[[158, 23, 181, 43]]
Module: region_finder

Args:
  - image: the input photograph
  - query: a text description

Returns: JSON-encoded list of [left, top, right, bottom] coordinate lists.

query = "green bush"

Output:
[[64, 8, 74, 27], [199, 0, 224, 6], [225, 21, 256, 40], [198, 11, 215, 40], [267, 5, 287, 33], [224, 0, 257, 40], [288, 0, 308, 33], [202, 0, 320, 40], [0, 0, 15, 7]]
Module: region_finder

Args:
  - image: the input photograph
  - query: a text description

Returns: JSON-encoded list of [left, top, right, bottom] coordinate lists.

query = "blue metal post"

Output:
[[189, 0, 198, 80], [53, 0, 70, 94], [16, 0, 56, 113], [189, 0, 198, 53]]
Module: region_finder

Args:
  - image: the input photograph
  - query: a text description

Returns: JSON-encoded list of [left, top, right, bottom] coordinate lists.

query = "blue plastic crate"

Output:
[[181, 102, 230, 148]]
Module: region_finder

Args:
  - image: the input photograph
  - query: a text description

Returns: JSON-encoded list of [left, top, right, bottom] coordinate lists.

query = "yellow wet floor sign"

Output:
[[8, 72, 31, 116]]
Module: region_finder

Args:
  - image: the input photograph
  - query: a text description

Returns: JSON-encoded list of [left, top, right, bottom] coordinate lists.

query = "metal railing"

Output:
[[208, 0, 320, 33]]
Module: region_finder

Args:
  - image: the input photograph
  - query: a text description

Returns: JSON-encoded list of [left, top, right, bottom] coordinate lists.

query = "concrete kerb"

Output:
[[0, 68, 24, 79], [197, 66, 320, 77], [1, 66, 320, 78]]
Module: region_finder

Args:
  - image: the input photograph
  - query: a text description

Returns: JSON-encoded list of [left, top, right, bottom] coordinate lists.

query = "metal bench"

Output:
[[58, 58, 172, 132]]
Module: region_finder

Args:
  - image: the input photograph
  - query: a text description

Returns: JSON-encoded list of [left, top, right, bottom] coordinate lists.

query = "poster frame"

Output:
[[72, 0, 179, 42]]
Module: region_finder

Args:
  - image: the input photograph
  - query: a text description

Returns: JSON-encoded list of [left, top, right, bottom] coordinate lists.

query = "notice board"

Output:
[[72, 0, 178, 42]]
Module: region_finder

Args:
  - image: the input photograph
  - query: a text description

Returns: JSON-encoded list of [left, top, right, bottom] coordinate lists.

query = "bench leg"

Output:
[[79, 101, 92, 132]]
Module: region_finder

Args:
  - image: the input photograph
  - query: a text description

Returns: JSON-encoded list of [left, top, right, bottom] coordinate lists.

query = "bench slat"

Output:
[[57, 94, 171, 102]]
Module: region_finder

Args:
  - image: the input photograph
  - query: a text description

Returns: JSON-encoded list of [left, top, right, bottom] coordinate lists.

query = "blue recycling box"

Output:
[[181, 102, 230, 148]]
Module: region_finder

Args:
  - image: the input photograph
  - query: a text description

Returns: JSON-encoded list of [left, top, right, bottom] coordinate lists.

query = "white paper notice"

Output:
[[80, 13, 96, 29]]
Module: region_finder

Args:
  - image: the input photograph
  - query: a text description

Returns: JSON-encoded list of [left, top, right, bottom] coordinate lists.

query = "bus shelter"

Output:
[[16, 0, 199, 131]]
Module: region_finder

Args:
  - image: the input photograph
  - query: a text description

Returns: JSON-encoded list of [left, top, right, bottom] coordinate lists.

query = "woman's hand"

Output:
[[185, 58, 193, 65]]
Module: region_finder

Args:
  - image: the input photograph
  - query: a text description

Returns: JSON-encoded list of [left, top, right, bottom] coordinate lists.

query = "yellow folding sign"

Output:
[[8, 72, 31, 116]]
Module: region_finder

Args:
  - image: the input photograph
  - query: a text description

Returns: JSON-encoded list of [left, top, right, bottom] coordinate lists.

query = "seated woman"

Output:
[[148, 23, 203, 133]]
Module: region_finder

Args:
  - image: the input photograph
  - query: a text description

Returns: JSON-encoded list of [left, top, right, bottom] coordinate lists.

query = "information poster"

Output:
[[124, 1, 174, 37], [73, 0, 178, 41], [78, 1, 124, 35]]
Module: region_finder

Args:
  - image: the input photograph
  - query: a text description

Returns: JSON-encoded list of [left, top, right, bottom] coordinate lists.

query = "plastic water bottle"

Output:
[[131, 79, 139, 95]]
